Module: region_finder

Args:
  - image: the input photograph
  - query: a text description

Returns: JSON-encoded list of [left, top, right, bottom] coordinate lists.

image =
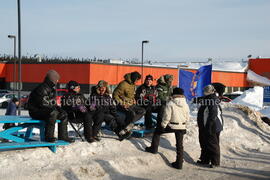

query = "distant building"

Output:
[[0, 58, 269, 94], [103, 59, 123, 64]]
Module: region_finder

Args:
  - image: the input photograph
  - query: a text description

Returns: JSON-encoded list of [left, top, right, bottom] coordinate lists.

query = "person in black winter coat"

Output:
[[3, 97, 19, 130], [90, 80, 132, 140], [135, 75, 158, 129], [28, 70, 74, 143], [61, 80, 97, 143], [197, 84, 224, 168]]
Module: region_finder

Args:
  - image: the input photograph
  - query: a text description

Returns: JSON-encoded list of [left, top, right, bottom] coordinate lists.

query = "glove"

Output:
[[78, 105, 87, 113], [159, 126, 166, 132], [89, 104, 96, 111]]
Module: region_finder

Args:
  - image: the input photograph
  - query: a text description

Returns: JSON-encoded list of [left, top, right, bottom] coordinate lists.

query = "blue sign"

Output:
[[264, 86, 270, 104]]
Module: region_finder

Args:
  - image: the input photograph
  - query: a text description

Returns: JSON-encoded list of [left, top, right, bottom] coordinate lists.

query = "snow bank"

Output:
[[1, 105, 270, 179], [231, 86, 264, 111], [151, 61, 248, 72], [260, 106, 270, 118]]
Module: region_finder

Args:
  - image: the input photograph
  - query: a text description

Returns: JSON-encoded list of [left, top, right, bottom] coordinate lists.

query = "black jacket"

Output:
[[135, 84, 158, 105], [61, 91, 89, 119], [197, 94, 223, 134], [28, 77, 57, 114]]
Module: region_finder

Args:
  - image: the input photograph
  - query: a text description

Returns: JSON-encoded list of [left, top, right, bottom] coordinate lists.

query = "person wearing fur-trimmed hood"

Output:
[[113, 72, 146, 133], [90, 80, 131, 140]]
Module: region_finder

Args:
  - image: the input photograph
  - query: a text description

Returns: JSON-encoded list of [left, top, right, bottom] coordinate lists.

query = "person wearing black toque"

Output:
[[135, 74, 158, 130], [28, 70, 74, 143], [145, 88, 190, 170], [113, 71, 146, 134], [61, 80, 98, 143]]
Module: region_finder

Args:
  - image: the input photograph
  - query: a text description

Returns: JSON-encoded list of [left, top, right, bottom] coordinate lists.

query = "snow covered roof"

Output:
[[149, 61, 248, 72]]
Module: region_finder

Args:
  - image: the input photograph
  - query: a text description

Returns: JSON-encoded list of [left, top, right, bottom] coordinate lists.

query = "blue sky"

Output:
[[0, 0, 269, 61]]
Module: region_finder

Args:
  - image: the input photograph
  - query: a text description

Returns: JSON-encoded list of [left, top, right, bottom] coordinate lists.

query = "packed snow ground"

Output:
[[0, 104, 269, 180]]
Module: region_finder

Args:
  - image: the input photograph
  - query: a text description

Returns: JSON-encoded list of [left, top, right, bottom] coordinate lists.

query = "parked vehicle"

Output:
[[0, 89, 10, 94], [0, 93, 17, 108]]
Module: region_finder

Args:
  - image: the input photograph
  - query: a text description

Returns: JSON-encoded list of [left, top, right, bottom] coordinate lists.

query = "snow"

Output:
[[150, 61, 248, 72], [247, 70, 270, 86], [231, 86, 264, 111], [260, 106, 270, 118], [0, 105, 270, 180]]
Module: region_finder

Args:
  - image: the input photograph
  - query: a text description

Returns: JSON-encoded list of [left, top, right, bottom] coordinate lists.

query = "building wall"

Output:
[[0, 63, 6, 78], [89, 63, 178, 86], [2, 62, 250, 93], [249, 58, 270, 79], [5, 63, 90, 84]]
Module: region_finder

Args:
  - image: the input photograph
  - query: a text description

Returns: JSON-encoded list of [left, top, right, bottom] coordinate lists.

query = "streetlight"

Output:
[[8, 35, 17, 94], [17, 0, 22, 115], [141, 40, 149, 84]]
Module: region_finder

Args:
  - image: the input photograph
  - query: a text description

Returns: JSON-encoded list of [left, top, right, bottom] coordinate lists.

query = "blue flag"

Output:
[[179, 65, 212, 100]]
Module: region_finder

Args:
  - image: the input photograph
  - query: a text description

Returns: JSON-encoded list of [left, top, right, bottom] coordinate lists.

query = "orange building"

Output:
[[249, 58, 270, 79], [2, 59, 269, 93]]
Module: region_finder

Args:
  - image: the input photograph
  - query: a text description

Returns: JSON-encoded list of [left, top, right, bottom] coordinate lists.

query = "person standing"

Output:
[[135, 75, 158, 130], [197, 84, 224, 168], [145, 88, 190, 169], [28, 70, 74, 143], [154, 74, 174, 131]]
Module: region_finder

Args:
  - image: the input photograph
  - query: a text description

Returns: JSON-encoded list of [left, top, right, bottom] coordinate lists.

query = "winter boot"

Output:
[[58, 118, 75, 143], [45, 119, 56, 142], [119, 123, 134, 136], [86, 137, 96, 143], [145, 146, 158, 154], [171, 161, 182, 169], [117, 130, 132, 141]]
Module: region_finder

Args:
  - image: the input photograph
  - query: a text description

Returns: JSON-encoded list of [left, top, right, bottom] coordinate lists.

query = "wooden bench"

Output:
[[0, 115, 69, 152]]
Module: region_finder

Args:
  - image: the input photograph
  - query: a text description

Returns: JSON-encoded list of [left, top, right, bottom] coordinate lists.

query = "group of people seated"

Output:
[[26, 70, 174, 144], [20, 69, 224, 170]]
